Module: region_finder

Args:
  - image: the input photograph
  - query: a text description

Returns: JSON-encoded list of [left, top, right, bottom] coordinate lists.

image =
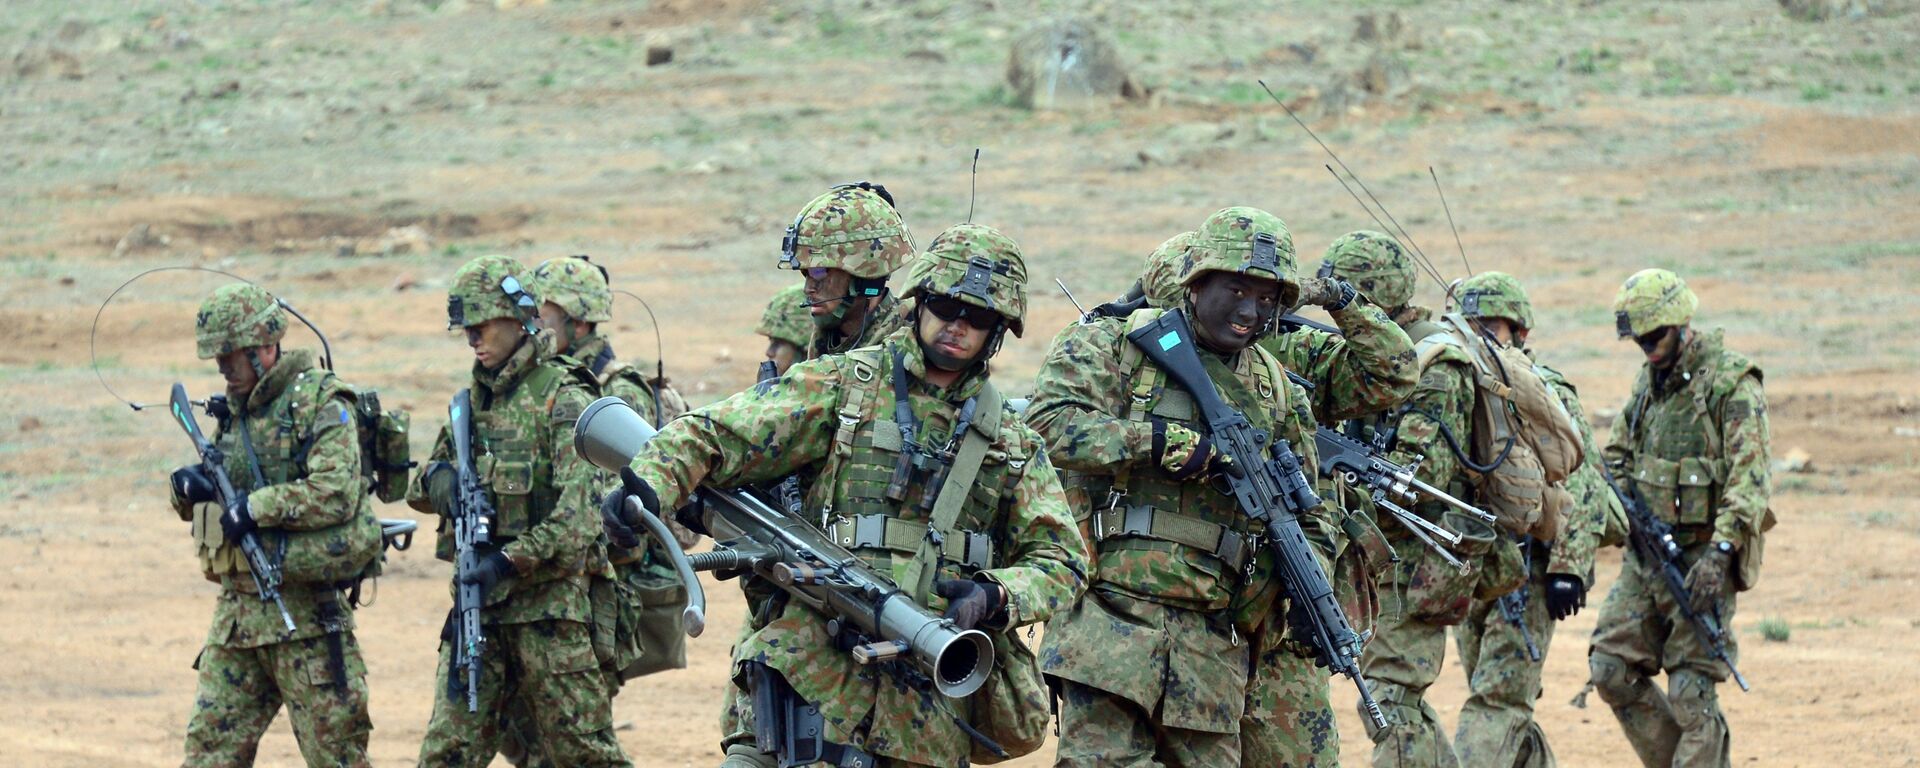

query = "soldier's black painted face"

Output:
[[1637, 325, 1684, 370], [1188, 272, 1280, 354]]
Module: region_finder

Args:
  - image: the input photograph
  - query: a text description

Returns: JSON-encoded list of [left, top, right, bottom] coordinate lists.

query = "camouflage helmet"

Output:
[[529, 255, 613, 323], [195, 283, 287, 359], [1321, 230, 1415, 309], [756, 282, 813, 348], [1141, 231, 1196, 308], [904, 223, 1028, 336], [447, 254, 538, 331], [778, 182, 916, 279], [1177, 206, 1300, 307], [1612, 268, 1697, 338], [1456, 271, 1534, 330]]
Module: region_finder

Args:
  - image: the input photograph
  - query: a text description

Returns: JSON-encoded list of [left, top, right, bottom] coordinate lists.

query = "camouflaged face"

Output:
[[778, 184, 915, 278], [906, 223, 1029, 335], [1179, 207, 1299, 300], [1141, 231, 1196, 308], [1613, 267, 1697, 338], [1456, 271, 1534, 330], [447, 253, 534, 330], [196, 282, 287, 359], [756, 282, 813, 348], [1322, 230, 1416, 309], [530, 255, 612, 323]]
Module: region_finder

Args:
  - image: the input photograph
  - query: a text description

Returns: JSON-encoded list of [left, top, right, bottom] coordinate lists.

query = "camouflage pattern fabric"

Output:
[[1322, 230, 1417, 311], [1454, 554, 1557, 768], [530, 256, 613, 323], [166, 348, 372, 766], [810, 289, 912, 359], [1257, 294, 1418, 423], [1454, 270, 1535, 331], [195, 282, 288, 359], [417, 619, 629, 768], [1241, 635, 1340, 767], [1054, 678, 1240, 767], [183, 632, 372, 768], [1587, 327, 1767, 768], [1140, 231, 1196, 308], [447, 254, 537, 330], [1612, 268, 1698, 338], [903, 223, 1030, 335], [626, 328, 1087, 766], [779, 184, 916, 278], [756, 282, 813, 350]]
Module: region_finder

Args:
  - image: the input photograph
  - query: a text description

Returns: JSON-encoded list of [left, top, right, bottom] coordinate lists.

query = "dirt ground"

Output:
[[3, 1, 1918, 765]]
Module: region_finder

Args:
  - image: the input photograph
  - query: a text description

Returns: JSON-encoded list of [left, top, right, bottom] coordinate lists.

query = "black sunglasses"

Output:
[[923, 296, 1003, 330]]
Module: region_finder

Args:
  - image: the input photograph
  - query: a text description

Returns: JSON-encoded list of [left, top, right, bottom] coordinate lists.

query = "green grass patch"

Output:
[[1801, 83, 1832, 102], [1758, 616, 1790, 643]]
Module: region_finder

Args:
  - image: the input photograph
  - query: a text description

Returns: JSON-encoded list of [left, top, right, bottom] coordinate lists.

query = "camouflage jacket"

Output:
[[628, 328, 1087, 765], [1603, 328, 1770, 574], [809, 291, 913, 358], [757, 282, 813, 350], [569, 332, 688, 425], [168, 349, 364, 649], [1537, 361, 1620, 585], [407, 337, 605, 625], [1258, 296, 1418, 423]]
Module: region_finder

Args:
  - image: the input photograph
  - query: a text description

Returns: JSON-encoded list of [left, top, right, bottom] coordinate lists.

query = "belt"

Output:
[[823, 514, 995, 571], [1090, 504, 1253, 574]]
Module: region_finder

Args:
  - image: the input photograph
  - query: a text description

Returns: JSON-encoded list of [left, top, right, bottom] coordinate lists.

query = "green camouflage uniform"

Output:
[[1587, 270, 1769, 768], [777, 183, 919, 359], [630, 224, 1087, 767], [757, 282, 813, 370], [409, 255, 629, 768], [1451, 361, 1618, 768], [172, 283, 373, 768], [1031, 208, 1340, 767]]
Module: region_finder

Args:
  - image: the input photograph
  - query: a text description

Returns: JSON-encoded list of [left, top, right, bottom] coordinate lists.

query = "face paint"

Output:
[[1638, 326, 1682, 369], [467, 317, 526, 371], [535, 301, 574, 354], [1188, 272, 1281, 354], [216, 348, 261, 402]]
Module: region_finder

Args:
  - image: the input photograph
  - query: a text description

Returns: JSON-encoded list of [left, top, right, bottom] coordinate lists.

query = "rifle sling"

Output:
[[900, 382, 1002, 605]]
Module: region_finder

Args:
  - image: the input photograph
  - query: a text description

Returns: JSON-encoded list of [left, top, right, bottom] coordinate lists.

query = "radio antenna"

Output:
[[966, 148, 980, 224], [615, 289, 668, 427], [1430, 166, 1471, 276]]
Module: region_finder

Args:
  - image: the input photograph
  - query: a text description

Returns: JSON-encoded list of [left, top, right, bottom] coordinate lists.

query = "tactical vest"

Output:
[[196, 366, 380, 587], [432, 362, 591, 562], [810, 345, 1026, 591], [1075, 309, 1290, 593], [1619, 331, 1773, 530]]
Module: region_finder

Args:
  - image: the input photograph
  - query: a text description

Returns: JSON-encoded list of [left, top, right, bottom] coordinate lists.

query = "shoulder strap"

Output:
[[902, 390, 998, 603]]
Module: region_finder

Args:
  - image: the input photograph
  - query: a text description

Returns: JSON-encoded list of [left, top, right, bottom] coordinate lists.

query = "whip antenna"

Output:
[[1430, 166, 1471, 276], [966, 148, 980, 224], [616, 289, 668, 426], [92, 265, 252, 411], [1322, 165, 1450, 295]]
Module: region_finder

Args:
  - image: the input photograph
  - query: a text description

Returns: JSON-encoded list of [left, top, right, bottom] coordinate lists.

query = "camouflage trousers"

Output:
[[1359, 608, 1457, 768], [1054, 679, 1240, 767], [416, 619, 630, 768], [1584, 548, 1738, 768], [183, 633, 372, 768], [1454, 573, 1556, 768], [1242, 637, 1339, 767]]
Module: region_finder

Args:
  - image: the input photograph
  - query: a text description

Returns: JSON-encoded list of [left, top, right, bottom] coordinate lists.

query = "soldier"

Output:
[[756, 282, 811, 375], [1349, 269, 1536, 768], [1586, 268, 1769, 768], [1448, 278, 1620, 767], [1030, 206, 1340, 767], [781, 182, 918, 357], [605, 223, 1087, 767], [168, 283, 374, 768], [530, 255, 688, 425], [409, 254, 631, 768]]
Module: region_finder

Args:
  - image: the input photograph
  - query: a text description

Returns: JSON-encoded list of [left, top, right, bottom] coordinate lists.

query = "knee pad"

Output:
[[1667, 670, 1721, 731], [1587, 652, 1643, 706], [719, 743, 777, 768]]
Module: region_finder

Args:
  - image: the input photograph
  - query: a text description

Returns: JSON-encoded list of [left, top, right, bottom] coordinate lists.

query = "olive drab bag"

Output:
[[1415, 314, 1584, 538]]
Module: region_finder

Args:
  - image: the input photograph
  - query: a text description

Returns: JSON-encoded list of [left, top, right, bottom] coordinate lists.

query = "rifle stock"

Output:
[[169, 383, 295, 633]]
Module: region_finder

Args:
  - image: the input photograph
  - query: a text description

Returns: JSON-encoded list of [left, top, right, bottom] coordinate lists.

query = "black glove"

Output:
[[422, 461, 456, 517], [172, 465, 217, 505], [1544, 573, 1587, 621], [601, 488, 643, 549], [460, 551, 515, 592], [219, 497, 257, 543], [935, 578, 1004, 631]]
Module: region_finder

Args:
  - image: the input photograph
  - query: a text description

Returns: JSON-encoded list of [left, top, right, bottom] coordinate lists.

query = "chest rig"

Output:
[[469, 365, 567, 546], [1083, 310, 1288, 580], [1619, 333, 1758, 535], [811, 345, 1024, 593]]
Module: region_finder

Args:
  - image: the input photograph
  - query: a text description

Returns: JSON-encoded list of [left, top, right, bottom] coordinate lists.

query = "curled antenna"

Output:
[[1258, 79, 1456, 301], [1430, 166, 1471, 276], [276, 298, 333, 372], [615, 289, 668, 426], [967, 148, 981, 224], [92, 265, 250, 411]]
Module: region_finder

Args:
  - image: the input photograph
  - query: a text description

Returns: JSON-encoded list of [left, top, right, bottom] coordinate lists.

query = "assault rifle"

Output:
[[1312, 427, 1500, 572], [1601, 465, 1750, 692], [1496, 546, 1542, 662], [447, 389, 494, 712], [757, 360, 806, 517], [573, 397, 993, 700], [169, 383, 296, 633], [1124, 309, 1386, 730]]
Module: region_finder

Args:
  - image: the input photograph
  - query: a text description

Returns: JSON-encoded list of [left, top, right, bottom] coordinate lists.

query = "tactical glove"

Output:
[[1295, 277, 1358, 310], [1683, 548, 1730, 614], [460, 551, 515, 592], [422, 461, 457, 517], [1152, 418, 1221, 481], [219, 497, 257, 543], [601, 487, 644, 549], [171, 465, 217, 506], [1544, 573, 1587, 621], [935, 578, 1005, 631]]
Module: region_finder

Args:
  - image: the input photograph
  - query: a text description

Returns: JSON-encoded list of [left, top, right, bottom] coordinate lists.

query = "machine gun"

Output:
[[446, 389, 495, 712], [1601, 465, 1750, 692], [1124, 309, 1386, 729], [1311, 427, 1501, 572], [1495, 545, 1542, 662], [168, 383, 296, 633], [573, 397, 994, 701], [756, 360, 807, 518]]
